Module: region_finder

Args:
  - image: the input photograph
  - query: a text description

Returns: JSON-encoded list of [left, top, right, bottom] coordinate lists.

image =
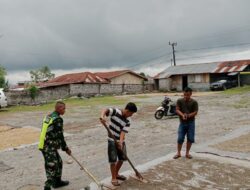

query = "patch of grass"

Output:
[[232, 98, 250, 109], [222, 85, 250, 95], [4, 102, 55, 113], [2, 96, 129, 113], [131, 95, 149, 99]]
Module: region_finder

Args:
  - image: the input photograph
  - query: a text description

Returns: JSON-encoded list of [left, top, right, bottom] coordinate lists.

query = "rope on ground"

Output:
[[195, 151, 250, 161]]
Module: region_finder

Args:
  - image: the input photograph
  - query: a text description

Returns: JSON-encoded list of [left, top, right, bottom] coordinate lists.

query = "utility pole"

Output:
[[169, 42, 177, 66]]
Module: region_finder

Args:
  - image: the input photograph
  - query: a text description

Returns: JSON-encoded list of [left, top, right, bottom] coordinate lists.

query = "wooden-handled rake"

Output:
[[99, 118, 147, 183], [71, 154, 114, 190]]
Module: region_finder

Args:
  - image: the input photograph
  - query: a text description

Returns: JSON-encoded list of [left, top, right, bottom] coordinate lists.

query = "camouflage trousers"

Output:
[[42, 148, 63, 188]]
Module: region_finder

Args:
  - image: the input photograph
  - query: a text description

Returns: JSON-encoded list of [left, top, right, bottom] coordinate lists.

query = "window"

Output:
[[195, 75, 202, 83], [189, 75, 195, 83]]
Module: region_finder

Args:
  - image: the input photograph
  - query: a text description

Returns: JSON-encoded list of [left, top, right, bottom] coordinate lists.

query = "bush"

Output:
[[28, 85, 39, 100]]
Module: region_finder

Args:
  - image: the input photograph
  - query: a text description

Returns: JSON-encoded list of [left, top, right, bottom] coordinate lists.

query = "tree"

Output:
[[0, 66, 7, 89], [30, 66, 55, 83], [0, 77, 5, 88], [27, 84, 39, 102], [139, 72, 146, 77], [0, 65, 6, 76]]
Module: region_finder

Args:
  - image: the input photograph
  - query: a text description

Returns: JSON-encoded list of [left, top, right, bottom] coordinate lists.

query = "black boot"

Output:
[[44, 186, 51, 190], [52, 177, 69, 188]]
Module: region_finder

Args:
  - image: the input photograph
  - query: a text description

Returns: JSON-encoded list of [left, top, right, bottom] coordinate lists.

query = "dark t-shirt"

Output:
[[177, 98, 198, 123]]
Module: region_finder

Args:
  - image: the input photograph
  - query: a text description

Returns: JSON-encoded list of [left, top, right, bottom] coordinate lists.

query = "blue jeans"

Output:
[[177, 121, 195, 144]]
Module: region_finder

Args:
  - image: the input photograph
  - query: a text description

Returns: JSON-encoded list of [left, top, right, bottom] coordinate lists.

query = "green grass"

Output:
[[232, 97, 250, 109], [222, 85, 250, 95], [131, 95, 149, 99], [1, 96, 128, 113], [221, 86, 250, 109]]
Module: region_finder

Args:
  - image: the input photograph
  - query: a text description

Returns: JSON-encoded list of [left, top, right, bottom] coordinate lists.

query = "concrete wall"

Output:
[[157, 74, 210, 92], [70, 84, 100, 96], [6, 83, 153, 105], [6, 85, 70, 105], [188, 83, 210, 91], [171, 76, 182, 91], [188, 74, 210, 91], [124, 84, 144, 93], [6, 90, 32, 105], [144, 83, 155, 91], [70, 83, 147, 95], [100, 84, 123, 94], [110, 73, 144, 84], [158, 78, 172, 91], [41, 85, 71, 100]]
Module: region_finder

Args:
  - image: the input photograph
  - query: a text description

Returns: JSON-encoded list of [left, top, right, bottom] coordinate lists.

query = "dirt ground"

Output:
[[0, 91, 250, 190], [0, 126, 40, 150]]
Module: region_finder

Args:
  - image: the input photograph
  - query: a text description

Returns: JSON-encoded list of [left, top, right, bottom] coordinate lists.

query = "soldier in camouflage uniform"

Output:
[[38, 101, 72, 190]]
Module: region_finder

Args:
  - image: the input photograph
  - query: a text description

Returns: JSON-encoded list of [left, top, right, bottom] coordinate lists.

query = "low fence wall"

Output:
[[6, 85, 71, 105], [6, 83, 154, 105]]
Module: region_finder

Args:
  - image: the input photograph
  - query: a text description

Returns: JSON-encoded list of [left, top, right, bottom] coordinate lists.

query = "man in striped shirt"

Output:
[[100, 102, 137, 186]]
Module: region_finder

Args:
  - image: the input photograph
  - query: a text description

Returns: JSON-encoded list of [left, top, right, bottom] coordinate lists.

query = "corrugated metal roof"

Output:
[[213, 60, 250, 73], [156, 62, 220, 79], [155, 59, 250, 79]]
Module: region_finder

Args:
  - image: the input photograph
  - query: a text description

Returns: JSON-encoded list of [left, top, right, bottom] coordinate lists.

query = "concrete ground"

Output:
[[114, 153, 250, 190], [0, 91, 250, 190]]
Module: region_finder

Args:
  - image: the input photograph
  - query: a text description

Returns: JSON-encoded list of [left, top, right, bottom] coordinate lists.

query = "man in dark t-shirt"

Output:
[[174, 87, 198, 159]]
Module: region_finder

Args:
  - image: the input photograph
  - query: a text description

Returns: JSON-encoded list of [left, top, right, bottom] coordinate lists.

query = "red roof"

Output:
[[213, 59, 250, 73], [40, 72, 109, 88], [95, 70, 147, 80]]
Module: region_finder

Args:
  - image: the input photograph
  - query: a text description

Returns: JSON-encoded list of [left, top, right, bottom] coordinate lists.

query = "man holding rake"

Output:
[[100, 102, 137, 186]]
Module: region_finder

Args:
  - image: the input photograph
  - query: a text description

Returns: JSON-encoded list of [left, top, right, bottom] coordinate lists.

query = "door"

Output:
[[182, 75, 188, 90]]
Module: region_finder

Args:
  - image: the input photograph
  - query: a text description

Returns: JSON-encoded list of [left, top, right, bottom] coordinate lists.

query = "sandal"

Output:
[[173, 154, 181, 159], [111, 180, 120, 186], [186, 154, 193, 159], [117, 175, 127, 181]]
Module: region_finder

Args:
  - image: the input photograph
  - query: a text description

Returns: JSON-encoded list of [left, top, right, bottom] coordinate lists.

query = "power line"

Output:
[[128, 52, 172, 69], [128, 24, 250, 69], [177, 42, 250, 53], [176, 49, 249, 61], [127, 41, 250, 70]]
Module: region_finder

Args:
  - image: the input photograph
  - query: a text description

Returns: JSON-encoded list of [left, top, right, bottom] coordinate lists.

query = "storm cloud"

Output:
[[0, 0, 250, 83]]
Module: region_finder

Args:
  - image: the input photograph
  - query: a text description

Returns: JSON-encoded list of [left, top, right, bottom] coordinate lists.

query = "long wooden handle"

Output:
[[100, 118, 144, 179], [70, 154, 102, 187]]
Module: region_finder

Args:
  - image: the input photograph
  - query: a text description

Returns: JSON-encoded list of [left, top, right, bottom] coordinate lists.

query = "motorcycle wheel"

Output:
[[155, 110, 164, 119]]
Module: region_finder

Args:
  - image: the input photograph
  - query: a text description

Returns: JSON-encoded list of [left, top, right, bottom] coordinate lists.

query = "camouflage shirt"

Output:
[[44, 111, 68, 151]]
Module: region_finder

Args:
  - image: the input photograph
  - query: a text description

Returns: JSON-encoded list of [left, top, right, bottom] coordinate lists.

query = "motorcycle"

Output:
[[154, 97, 177, 119]]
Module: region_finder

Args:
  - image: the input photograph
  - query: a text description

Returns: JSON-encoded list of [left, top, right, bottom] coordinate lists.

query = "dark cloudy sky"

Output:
[[1, 0, 250, 84]]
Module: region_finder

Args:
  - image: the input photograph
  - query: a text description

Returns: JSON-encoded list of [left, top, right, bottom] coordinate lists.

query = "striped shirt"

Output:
[[107, 108, 131, 140]]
